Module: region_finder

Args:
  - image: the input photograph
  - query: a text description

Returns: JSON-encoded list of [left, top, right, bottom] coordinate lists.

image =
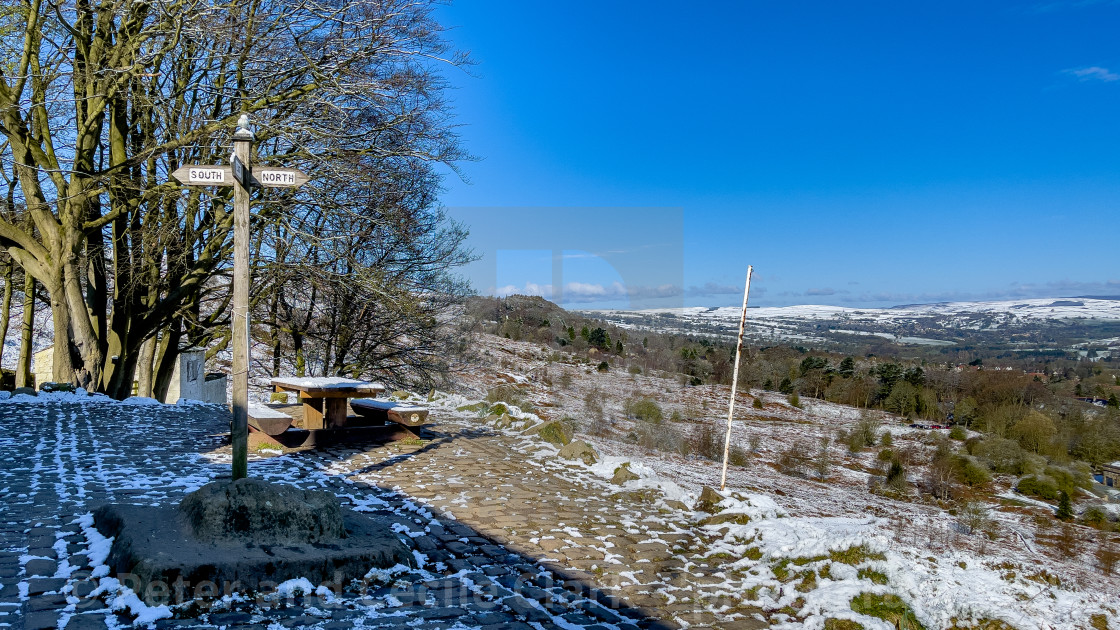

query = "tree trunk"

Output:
[[0, 263, 12, 369], [135, 335, 157, 398], [269, 289, 281, 377], [292, 331, 306, 377], [16, 274, 35, 387], [151, 320, 182, 402]]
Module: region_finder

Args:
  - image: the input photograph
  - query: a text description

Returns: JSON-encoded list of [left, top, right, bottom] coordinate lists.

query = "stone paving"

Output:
[[0, 401, 766, 630]]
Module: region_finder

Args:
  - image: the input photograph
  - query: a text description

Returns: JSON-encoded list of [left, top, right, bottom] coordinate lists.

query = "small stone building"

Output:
[[1104, 462, 1120, 488]]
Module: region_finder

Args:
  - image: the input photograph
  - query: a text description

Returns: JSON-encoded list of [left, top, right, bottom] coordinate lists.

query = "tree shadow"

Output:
[[37, 405, 712, 629]]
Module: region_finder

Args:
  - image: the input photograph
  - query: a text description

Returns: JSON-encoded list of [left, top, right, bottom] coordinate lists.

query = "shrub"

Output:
[[1017, 475, 1059, 500], [669, 409, 683, 422], [949, 426, 967, 440], [880, 431, 893, 447], [849, 412, 880, 452], [789, 392, 801, 408], [597, 361, 609, 372], [752, 397, 764, 409], [583, 390, 607, 435], [885, 459, 907, 492], [974, 437, 1026, 474], [778, 441, 811, 477], [688, 424, 748, 465], [628, 365, 642, 375], [1082, 505, 1110, 529], [632, 422, 689, 456], [1044, 465, 1089, 496], [953, 455, 992, 487], [815, 438, 833, 480], [627, 398, 664, 423], [956, 500, 992, 535]]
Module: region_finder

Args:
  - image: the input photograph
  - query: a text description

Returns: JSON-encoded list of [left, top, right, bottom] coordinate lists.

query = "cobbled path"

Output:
[[0, 402, 764, 630]]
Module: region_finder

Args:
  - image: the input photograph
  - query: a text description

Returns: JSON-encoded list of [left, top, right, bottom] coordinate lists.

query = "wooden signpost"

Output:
[[171, 114, 308, 480]]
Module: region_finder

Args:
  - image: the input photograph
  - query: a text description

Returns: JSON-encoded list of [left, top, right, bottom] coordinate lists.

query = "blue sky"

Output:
[[434, 1, 1120, 309]]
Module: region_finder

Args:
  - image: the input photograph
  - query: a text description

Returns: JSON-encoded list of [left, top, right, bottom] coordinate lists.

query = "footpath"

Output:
[[0, 400, 766, 630]]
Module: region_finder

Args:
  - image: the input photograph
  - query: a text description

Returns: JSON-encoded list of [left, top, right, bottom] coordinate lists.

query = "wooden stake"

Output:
[[720, 266, 753, 491], [231, 116, 253, 480]]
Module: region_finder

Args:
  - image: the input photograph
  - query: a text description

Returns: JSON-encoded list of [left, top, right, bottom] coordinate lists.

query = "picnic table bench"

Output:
[[270, 376, 384, 430], [351, 398, 430, 427], [247, 404, 295, 436], [246, 377, 432, 448]]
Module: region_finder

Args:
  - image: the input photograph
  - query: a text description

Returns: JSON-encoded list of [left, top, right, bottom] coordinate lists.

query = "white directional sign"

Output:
[[255, 168, 308, 188], [175, 166, 232, 186], [257, 170, 296, 186], [172, 165, 308, 189]]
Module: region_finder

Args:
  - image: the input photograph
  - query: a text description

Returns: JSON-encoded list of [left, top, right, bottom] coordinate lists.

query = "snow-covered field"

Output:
[[583, 297, 1120, 349], [444, 332, 1120, 629]]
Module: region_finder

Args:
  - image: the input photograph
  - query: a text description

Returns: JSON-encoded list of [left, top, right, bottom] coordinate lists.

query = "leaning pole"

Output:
[[719, 265, 753, 491]]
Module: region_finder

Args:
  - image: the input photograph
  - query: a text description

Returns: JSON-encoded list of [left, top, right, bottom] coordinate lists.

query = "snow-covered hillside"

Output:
[[584, 298, 1120, 350]]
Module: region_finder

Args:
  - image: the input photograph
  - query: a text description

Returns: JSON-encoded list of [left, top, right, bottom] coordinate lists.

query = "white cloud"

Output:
[[1062, 66, 1120, 82], [489, 282, 553, 298], [685, 282, 742, 297]]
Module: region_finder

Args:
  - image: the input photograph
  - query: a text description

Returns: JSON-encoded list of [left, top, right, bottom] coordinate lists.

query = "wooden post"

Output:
[[231, 115, 253, 480], [720, 266, 753, 491]]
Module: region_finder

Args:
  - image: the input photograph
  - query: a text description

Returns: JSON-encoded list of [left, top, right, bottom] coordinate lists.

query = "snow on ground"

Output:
[[585, 297, 1120, 348], [433, 332, 1120, 629]]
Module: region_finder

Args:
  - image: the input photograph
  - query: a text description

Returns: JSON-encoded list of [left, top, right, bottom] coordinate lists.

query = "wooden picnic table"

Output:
[[270, 377, 385, 430]]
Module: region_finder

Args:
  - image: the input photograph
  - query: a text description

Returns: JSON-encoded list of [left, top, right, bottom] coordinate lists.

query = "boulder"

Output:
[[180, 478, 345, 545], [699, 512, 751, 527], [536, 421, 572, 446], [95, 479, 412, 605], [558, 440, 597, 465], [693, 486, 725, 514], [611, 463, 640, 485]]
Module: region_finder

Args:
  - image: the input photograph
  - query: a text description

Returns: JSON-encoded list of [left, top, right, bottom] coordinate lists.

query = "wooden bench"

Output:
[[248, 404, 294, 436], [350, 399, 430, 427]]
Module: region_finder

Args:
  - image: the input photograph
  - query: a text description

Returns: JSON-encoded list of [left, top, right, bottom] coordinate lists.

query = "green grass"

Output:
[[830, 545, 887, 565], [858, 567, 889, 585], [824, 620, 865, 630], [850, 592, 926, 630]]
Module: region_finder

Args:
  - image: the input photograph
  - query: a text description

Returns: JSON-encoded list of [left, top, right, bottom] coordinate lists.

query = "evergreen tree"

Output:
[[1056, 491, 1073, 521], [838, 357, 855, 378]]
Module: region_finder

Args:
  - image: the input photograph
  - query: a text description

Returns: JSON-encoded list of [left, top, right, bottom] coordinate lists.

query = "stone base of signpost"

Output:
[[93, 479, 412, 604]]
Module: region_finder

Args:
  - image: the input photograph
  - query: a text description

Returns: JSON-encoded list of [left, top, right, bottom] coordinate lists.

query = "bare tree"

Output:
[[0, 0, 470, 395]]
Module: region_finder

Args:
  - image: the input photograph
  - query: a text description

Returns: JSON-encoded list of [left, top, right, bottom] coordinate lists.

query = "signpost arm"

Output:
[[231, 115, 254, 480]]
